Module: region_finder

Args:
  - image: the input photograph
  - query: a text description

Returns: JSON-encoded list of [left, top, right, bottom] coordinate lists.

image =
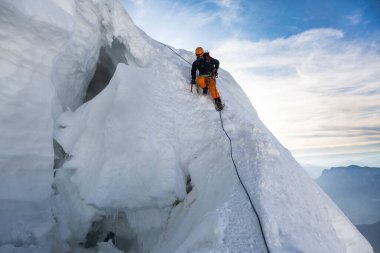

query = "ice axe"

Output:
[[190, 80, 199, 94]]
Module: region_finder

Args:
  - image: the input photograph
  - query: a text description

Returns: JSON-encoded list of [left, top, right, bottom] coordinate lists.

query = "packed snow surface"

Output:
[[0, 0, 373, 252]]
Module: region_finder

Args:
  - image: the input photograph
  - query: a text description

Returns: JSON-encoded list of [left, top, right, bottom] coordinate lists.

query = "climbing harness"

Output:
[[163, 42, 271, 252], [219, 111, 270, 253]]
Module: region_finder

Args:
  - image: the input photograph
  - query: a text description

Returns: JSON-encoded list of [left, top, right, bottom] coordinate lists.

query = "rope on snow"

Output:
[[219, 111, 270, 253], [162, 42, 271, 252], [159, 42, 193, 65]]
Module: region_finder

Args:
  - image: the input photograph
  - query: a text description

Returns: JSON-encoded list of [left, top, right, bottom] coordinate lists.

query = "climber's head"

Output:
[[195, 47, 204, 57]]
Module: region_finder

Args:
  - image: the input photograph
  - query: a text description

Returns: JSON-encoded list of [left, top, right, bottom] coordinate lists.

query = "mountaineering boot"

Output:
[[214, 97, 224, 111], [202, 88, 208, 95]]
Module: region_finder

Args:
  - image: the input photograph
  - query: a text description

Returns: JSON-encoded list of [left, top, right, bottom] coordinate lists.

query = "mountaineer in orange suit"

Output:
[[191, 47, 224, 111]]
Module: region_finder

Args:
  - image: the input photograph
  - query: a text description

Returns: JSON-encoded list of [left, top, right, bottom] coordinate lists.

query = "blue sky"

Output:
[[123, 0, 380, 48], [236, 0, 380, 40], [122, 0, 380, 169]]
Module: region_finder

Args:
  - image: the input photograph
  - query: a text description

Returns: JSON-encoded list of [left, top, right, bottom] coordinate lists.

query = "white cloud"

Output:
[[212, 29, 380, 164], [122, 0, 243, 50], [210, 0, 243, 25], [122, 0, 217, 49], [128, 0, 144, 5], [345, 12, 362, 25]]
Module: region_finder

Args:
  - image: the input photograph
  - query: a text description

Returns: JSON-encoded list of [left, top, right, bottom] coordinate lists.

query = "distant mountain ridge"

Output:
[[357, 221, 380, 253], [316, 165, 380, 252], [321, 164, 380, 176], [316, 165, 380, 225]]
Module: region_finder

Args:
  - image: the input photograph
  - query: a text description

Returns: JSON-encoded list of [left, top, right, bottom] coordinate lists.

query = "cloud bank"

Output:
[[212, 28, 380, 166]]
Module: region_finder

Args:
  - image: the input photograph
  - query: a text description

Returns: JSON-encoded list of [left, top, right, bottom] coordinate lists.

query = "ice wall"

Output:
[[0, 0, 154, 251]]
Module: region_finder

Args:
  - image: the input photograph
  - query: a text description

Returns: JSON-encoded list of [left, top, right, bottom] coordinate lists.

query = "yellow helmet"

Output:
[[195, 47, 204, 56]]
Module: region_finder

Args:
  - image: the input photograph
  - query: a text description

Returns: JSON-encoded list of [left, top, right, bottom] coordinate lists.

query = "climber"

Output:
[[191, 47, 224, 111]]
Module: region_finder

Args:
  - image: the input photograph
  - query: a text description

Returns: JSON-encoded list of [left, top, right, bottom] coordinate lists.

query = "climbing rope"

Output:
[[159, 42, 193, 65], [162, 43, 271, 252], [219, 111, 270, 253]]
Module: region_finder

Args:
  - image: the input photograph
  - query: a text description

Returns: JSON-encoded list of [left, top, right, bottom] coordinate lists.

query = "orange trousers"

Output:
[[196, 76, 220, 99]]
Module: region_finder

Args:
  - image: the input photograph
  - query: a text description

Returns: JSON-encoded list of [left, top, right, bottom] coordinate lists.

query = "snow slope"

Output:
[[0, 0, 373, 252]]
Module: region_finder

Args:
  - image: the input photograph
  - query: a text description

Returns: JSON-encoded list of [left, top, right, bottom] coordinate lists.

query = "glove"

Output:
[[191, 79, 196, 84], [212, 69, 218, 77]]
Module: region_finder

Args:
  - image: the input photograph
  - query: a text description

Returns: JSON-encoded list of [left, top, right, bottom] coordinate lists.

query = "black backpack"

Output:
[[196, 51, 215, 72]]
